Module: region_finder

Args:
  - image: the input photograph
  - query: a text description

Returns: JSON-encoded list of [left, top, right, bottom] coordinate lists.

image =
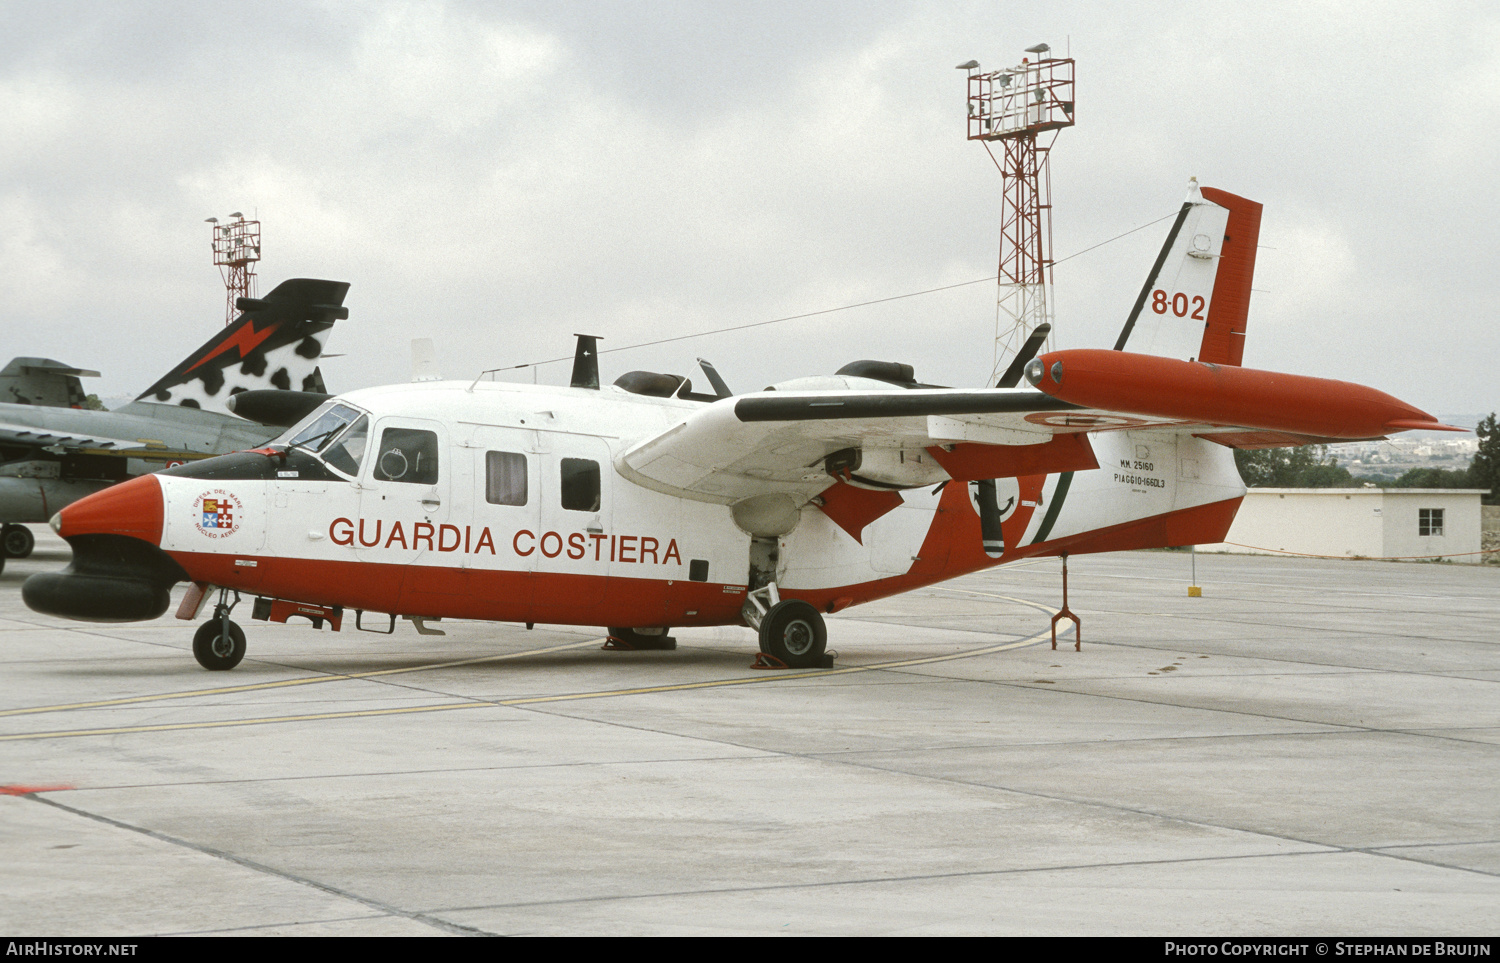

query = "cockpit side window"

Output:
[[323, 415, 369, 477], [373, 427, 439, 485]]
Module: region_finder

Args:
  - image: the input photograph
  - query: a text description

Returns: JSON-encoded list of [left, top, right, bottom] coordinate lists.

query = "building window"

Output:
[[1419, 508, 1444, 536], [485, 451, 528, 506]]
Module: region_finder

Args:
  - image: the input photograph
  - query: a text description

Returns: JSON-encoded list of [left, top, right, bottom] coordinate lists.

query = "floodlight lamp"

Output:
[[955, 60, 979, 70], [205, 217, 218, 224], [1026, 43, 1050, 55], [230, 211, 243, 219], [997, 73, 1012, 87]]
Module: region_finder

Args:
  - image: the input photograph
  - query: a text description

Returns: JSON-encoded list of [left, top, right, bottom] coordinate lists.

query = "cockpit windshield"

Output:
[[323, 415, 368, 476], [276, 403, 362, 453], [270, 402, 370, 477]]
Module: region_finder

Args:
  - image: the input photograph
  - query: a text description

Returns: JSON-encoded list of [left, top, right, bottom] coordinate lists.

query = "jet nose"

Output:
[[53, 473, 165, 545]]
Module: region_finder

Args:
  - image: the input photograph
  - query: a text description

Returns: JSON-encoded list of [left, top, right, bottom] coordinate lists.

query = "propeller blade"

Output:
[[995, 323, 1052, 388], [973, 479, 1006, 558], [697, 358, 732, 399]]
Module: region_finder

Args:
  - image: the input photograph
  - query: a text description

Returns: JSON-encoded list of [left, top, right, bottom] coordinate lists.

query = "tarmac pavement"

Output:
[[1, 528, 1497, 936]]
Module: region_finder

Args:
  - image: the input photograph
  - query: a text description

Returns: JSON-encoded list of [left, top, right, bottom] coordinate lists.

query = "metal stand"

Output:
[[1051, 553, 1080, 651]]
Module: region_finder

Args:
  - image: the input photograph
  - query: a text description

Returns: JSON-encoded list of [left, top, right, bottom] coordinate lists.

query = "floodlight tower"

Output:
[[205, 213, 261, 326], [962, 45, 1074, 383]]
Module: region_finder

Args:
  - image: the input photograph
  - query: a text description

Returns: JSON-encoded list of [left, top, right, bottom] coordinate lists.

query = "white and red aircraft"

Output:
[[23, 183, 1459, 670]]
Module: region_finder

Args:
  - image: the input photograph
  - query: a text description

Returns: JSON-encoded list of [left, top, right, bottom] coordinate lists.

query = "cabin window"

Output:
[[1419, 508, 1444, 536], [374, 427, 439, 484], [323, 416, 369, 477], [486, 451, 528, 506], [560, 458, 601, 512]]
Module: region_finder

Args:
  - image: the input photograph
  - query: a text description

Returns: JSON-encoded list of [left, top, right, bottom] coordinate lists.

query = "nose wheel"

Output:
[[194, 596, 246, 670]]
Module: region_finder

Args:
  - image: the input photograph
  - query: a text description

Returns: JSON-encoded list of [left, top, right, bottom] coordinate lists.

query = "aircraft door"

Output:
[[531, 433, 617, 624], [468, 426, 541, 622], [355, 417, 455, 612]]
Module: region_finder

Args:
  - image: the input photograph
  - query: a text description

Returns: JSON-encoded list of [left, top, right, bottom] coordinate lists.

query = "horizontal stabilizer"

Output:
[[1, 357, 99, 408]]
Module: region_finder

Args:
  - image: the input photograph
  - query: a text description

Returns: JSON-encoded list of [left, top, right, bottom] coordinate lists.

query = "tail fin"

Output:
[[1113, 180, 1263, 365], [0, 358, 100, 408], [131, 278, 349, 416]]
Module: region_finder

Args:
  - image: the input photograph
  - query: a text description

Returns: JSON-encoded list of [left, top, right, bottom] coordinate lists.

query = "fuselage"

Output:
[[32, 378, 1248, 630]]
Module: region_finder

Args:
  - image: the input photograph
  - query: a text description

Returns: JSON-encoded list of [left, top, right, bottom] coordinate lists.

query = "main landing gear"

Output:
[[743, 583, 831, 669], [1, 523, 34, 559], [194, 589, 246, 671]]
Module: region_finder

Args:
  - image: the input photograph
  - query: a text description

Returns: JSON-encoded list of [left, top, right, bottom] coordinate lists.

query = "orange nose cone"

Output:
[[54, 474, 164, 544]]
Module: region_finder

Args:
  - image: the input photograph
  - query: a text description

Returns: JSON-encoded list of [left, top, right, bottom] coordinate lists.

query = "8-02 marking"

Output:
[[1152, 289, 1205, 319]]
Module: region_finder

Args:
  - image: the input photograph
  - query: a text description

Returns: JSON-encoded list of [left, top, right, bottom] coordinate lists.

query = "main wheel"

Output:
[[193, 618, 246, 671], [758, 600, 827, 668], [2, 524, 33, 559]]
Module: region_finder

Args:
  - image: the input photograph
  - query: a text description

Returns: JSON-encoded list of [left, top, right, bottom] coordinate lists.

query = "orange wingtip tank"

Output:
[[1027, 349, 1463, 440]]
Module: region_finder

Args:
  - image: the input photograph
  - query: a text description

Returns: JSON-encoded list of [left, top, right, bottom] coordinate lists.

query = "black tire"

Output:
[[606, 626, 676, 650], [758, 600, 827, 668], [193, 618, 246, 671], [2, 524, 33, 559]]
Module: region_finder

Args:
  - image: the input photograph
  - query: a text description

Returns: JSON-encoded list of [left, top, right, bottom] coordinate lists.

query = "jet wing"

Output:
[[0, 422, 129, 454], [0, 420, 210, 461]]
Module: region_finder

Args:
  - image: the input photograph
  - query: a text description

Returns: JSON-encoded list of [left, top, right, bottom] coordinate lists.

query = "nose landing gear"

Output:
[[193, 590, 246, 671]]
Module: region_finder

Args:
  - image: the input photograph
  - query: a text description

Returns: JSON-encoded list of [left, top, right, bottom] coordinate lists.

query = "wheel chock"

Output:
[[751, 651, 836, 670]]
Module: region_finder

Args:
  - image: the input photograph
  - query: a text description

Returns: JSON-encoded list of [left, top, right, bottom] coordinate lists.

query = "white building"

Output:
[[1202, 488, 1488, 563]]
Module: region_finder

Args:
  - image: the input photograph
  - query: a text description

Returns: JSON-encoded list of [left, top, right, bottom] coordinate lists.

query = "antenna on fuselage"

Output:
[[570, 334, 602, 390]]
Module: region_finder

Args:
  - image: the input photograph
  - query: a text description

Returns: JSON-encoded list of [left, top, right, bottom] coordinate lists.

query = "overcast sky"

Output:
[[3, 0, 1496, 418]]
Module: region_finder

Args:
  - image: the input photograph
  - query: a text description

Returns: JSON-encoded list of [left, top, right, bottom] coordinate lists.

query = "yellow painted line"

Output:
[[0, 638, 605, 719], [0, 631, 1049, 742]]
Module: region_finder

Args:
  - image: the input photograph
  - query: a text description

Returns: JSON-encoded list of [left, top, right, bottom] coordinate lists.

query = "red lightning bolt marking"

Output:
[[186, 320, 280, 373]]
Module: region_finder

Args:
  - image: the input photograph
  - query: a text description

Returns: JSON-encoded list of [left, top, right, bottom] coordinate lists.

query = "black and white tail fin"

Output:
[[130, 278, 349, 416], [1113, 180, 1263, 366]]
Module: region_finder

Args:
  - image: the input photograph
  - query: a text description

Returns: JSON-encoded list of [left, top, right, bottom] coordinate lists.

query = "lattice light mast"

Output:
[[963, 45, 1074, 384], [205, 213, 260, 326]]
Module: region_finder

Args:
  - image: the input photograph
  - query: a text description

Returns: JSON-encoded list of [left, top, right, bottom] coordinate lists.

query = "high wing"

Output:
[[619, 354, 1460, 506], [619, 384, 1151, 505]]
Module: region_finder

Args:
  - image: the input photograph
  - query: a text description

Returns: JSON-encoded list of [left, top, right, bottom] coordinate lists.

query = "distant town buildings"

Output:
[[1328, 437, 1477, 478]]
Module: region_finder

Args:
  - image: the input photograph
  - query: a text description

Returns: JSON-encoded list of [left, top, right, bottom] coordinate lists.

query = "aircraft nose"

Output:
[[53, 473, 165, 545]]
